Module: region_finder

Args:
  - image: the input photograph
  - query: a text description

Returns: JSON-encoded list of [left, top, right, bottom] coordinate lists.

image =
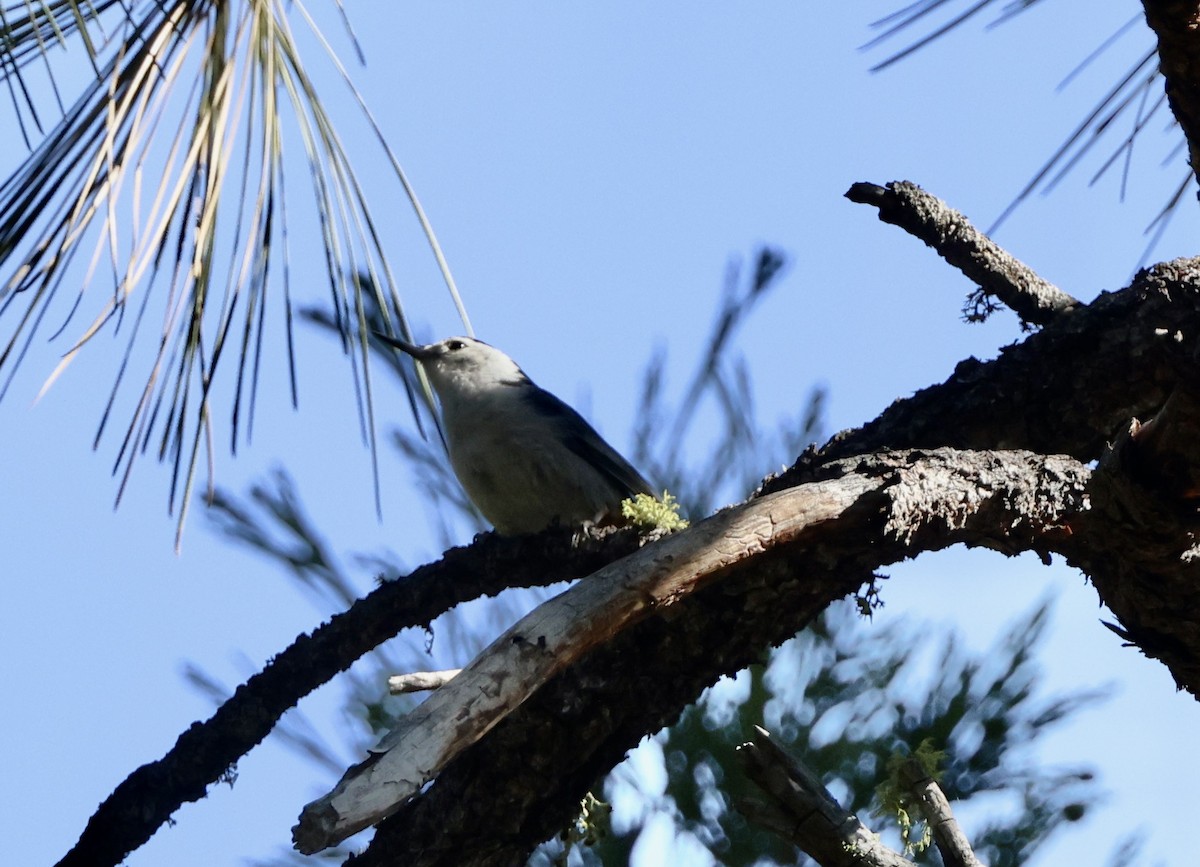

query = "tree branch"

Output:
[[298, 464, 897, 852], [897, 758, 984, 867], [340, 449, 1090, 866], [763, 256, 1200, 493], [59, 219, 1200, 866], [54, 526, 647, 867], [846, 180, 1078, 326], [736, 726, 917, 867], [1141, 1, 1200, 186]]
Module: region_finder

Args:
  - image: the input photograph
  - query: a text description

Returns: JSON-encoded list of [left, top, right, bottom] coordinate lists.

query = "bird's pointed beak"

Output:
[[372, 332, 437, 360]]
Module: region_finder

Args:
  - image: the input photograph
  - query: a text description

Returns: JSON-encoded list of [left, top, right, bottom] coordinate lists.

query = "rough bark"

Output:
[[1142, 1, 1200, 185], [846, 180, 1078, 325], [763, 257, 1200, 487]]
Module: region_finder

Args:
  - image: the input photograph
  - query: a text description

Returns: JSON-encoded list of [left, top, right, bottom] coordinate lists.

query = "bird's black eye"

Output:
[[446, 339, 467, 351]]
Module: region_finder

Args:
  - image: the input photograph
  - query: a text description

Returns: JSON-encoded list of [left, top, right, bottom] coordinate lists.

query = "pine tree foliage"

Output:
[[0, 1, 463, 544]]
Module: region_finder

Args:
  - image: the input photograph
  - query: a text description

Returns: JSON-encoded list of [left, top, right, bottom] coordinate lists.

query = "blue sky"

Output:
[[3, 3, 1197, 865]]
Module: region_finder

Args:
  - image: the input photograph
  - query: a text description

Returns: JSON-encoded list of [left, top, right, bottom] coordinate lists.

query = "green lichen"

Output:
[[621, 491, 689, 531], [874, 740, 945, 856]]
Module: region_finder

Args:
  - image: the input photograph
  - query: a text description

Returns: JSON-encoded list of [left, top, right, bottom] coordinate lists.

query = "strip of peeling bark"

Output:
[[846, 180, 1078, 325], [339, 449, 1090, 866], [388, 669, 462, 694]]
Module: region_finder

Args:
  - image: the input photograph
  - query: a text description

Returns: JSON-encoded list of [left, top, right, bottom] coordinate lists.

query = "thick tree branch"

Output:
[[349, 429, 1200, 865], [736, 726, 917, 867], [765, 254, 1200, 695], [846, 180, 1078, 326], [763, 256, 1200, 493], [1142, 1, 1200, 185], [342, 449, 1089, 866], [298, 466, 890, 851]]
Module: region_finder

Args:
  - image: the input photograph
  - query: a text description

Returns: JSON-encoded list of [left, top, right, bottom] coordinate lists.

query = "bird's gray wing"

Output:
[[522, 387, 653, 499]]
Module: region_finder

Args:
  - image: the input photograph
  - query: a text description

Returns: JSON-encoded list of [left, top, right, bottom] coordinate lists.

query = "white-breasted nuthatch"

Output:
[[376, 334, 653, 535]]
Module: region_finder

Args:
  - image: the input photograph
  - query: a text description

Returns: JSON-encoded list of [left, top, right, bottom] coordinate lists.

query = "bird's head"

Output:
[[374, 334, 528, 397]]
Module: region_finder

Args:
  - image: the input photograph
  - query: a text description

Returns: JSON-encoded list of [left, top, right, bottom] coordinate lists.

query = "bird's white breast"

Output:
[[438, 387, 620, 534]]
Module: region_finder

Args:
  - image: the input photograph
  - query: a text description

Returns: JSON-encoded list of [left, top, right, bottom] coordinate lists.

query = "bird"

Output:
[[375, 334, 654, 535]]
